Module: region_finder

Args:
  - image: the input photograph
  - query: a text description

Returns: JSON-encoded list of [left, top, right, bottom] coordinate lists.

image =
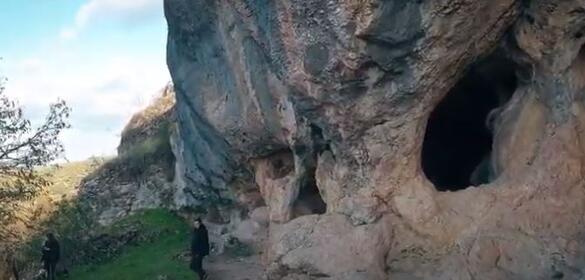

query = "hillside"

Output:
[[1, 86, 184, 279], [1, 159, 104, 245], [77, 84, 177, 226], [0, 159, 103, 279]]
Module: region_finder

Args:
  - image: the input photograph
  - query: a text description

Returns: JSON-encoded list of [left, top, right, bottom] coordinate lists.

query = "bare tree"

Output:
[[0, 75, 71, 245]]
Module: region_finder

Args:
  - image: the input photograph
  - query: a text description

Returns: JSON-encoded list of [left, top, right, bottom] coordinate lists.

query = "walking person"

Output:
[[41, 233, 60, 280], [190, 218, 210, 280]]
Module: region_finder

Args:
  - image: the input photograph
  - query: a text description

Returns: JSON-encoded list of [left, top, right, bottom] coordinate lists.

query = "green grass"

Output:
[[68, 209, 197, 280], [40, 158, 106, 199]]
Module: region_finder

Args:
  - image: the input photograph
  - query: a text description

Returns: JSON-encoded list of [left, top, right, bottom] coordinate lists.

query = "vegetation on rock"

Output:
[[102, 118, 175, 181]]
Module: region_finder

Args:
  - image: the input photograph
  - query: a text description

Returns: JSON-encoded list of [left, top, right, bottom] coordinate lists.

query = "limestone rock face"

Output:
[[165, 0, 585, 279]]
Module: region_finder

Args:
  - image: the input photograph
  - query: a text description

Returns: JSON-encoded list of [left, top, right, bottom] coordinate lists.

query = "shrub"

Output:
[[103, 120, 175, 181]]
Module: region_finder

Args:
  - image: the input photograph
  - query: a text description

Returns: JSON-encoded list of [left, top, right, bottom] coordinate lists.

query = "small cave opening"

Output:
[[421, 51, 518, 191], [293, 169, 327, 217]]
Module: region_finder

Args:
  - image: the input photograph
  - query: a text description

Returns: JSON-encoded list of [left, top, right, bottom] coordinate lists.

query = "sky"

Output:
[[0, 0, 171, 162]]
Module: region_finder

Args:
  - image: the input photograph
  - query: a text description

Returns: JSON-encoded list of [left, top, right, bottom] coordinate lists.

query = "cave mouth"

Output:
[[293, 172, 327, 217], [422, 52, 518, 191]]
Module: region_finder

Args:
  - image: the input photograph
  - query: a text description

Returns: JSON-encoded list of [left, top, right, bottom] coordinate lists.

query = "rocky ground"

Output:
[[205, 254, 265, 280]]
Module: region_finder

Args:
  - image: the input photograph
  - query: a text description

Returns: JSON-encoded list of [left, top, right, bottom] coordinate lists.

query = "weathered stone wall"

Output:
[[165, 0, 585, 279]]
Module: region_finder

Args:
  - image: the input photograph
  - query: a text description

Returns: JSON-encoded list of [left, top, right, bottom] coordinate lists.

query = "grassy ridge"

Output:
[[68, 209, 196, 280]]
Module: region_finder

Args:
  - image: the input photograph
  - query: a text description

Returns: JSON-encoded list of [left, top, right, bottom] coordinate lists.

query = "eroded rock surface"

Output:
[[165, 0, 585, 279]]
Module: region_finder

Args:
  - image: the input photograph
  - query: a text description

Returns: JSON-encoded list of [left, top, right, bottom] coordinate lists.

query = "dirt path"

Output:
[[204, 254, 265, 280]]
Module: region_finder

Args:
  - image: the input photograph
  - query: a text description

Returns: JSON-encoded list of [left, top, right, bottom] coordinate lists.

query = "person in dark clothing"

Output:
[[190, 218, 210, 280], [41, 233, 60, 280]]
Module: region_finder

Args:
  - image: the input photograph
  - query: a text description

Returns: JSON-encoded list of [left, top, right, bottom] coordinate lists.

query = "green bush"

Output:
[[105, 120, 175, 181]]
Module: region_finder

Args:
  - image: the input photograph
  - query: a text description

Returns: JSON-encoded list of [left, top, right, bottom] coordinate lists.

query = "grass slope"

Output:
[[3, 159, 104, 248], [68, 209, 196, 280], [42, 158, 106, 199]]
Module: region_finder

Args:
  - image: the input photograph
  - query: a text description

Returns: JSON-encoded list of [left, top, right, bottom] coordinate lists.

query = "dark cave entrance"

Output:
[[265, 147, 327, 218], [291, 124, 328, 218], [421, 52, 518, 191], [293, 170, 327, 217]]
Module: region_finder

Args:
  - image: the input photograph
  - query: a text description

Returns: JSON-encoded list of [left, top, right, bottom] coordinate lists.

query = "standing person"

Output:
[[41, 233, 60, 280], [190, 218, 209, 280]]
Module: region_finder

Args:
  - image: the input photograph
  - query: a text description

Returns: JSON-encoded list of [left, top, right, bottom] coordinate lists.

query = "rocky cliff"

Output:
[[80, 84, 178, 225], [164, 1, 585, 279]]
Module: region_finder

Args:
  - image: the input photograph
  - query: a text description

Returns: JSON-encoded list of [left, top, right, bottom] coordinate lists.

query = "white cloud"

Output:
[[1, 0, 169, 162], [18, 58, 44, 73], [61, 127, 121, 161], [4, 54, 171, 161], [62, 0, 162, 40], [60, 29, 77, 40]]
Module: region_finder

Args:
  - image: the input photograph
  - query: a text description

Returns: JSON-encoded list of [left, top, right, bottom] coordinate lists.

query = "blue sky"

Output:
[[0, 0, 171, 161]]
